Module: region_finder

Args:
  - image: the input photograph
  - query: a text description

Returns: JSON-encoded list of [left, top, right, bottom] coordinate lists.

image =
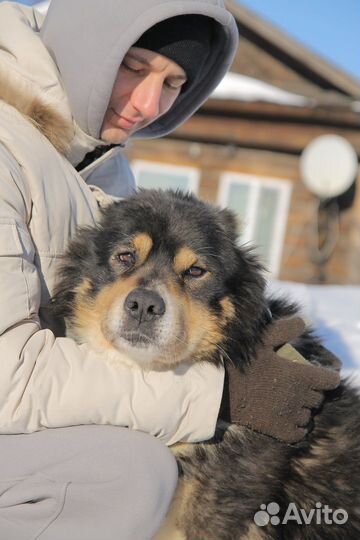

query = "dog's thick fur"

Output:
[[52, 189, 360, 540]]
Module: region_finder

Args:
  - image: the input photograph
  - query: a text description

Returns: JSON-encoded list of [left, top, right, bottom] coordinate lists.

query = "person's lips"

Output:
[[111, 109, 139, 130]]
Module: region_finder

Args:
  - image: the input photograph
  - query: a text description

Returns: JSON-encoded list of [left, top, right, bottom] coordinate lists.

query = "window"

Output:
[[218, 173, 292, 277], [131, 160, 200, 194]]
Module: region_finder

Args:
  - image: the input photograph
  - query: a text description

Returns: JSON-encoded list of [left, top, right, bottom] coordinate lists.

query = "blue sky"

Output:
[[237, 0, 360, 82], [9, 0, 360, 82]]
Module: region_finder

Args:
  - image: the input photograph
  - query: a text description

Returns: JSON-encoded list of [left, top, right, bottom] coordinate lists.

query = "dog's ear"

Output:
[[50, 226, 97, 318], [217, 208, 240, 242]]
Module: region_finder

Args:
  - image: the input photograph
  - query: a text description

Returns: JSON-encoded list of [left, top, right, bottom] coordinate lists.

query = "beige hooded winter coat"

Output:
[[0, 2, 238, 444]]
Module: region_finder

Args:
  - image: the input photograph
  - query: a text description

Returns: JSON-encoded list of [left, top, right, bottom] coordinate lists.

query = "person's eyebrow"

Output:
[[125, 52, 187, 81], [126, 52, 152, 66]]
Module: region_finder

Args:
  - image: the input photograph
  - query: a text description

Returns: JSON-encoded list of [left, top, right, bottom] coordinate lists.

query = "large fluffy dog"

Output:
[[52, 189, 360, 540]]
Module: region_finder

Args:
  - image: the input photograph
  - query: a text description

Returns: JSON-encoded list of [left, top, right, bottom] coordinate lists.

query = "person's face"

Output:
[[100, 47, 187, 144]]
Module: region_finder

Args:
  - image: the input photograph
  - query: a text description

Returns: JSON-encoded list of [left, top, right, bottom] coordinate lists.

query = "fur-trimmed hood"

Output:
[[0, 2, 104, 165], [0, 66, 74, 157]]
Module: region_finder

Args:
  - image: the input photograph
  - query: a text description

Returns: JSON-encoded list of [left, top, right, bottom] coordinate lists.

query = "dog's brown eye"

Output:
[[116, 252, 135, 266], [184, 266, 206, 278]]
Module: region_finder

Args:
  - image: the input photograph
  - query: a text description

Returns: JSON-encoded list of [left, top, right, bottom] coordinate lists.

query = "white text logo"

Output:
[[253, 502, 348, 527]]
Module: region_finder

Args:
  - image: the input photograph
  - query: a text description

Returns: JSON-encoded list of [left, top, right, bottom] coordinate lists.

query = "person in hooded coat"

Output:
[[0, 1, 239, 538]]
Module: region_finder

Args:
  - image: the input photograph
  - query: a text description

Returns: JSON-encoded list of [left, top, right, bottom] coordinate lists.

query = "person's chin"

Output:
[[100, 125, 132, 145]]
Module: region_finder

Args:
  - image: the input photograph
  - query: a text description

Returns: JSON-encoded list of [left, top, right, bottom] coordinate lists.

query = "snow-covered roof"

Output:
[[211, 72, 314, 107], [268, 281, 360, 385]]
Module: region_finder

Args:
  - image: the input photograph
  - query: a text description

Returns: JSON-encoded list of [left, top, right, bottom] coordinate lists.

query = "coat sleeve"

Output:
[[0, 145, 224, 445]]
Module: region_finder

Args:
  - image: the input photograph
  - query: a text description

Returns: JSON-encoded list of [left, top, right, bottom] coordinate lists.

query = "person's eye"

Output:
[[121, 62, 142, 74], [164, 79, 186, 91], [183, 266, 207, 278]]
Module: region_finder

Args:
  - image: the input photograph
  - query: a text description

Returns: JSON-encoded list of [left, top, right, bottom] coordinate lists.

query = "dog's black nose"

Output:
[[124, 288, 166, 323]]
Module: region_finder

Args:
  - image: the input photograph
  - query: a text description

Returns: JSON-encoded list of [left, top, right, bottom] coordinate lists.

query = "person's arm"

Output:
[[0, 145, 224, 445]]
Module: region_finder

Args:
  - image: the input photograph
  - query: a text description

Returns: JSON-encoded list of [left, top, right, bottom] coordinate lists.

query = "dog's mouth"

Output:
[[112, 326, 183, 368], [121, 331, 155, 348]]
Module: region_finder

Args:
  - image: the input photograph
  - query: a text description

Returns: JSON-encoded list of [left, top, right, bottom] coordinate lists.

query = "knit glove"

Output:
[[219, 317, 341, 444]]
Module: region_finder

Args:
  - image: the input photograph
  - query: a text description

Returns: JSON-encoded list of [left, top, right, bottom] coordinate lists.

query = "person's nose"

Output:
[[131, 76, 163, 122]]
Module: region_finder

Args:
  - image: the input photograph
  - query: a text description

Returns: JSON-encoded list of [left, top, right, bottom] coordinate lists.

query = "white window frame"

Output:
[[218, 173, 292, 277], [131, 160, 200, 195]]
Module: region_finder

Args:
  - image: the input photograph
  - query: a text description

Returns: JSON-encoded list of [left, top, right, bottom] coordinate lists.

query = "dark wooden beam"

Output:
[[172, 115, 360, 155], [203, 99, 360, 127]]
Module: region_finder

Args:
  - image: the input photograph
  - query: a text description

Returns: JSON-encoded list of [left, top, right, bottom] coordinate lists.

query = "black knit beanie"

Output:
[[134, 15, 213, 90]]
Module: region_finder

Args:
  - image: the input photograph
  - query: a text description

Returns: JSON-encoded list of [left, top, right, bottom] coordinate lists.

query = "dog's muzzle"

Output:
[[122, 287, 167, 346], [103, 283, 186, 366]]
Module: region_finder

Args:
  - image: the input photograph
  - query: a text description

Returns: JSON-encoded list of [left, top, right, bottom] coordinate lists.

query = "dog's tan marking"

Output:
[[171, 442, 197, 459], [293, 426, 342, 476], [162, 280, 230, 365], [70, 279, 111, 349], [242, 523, 268, 540], [132, 233, 153, 266], [164, 280, 224, 364], [189, 298, 236, 360], [72, 275, 140, 350], [174, 247, 197, 275], [152, 478, 190, 540], [188, 303, 224, 360], [220, 297, 236, 324], [74, 278, 93, 298]]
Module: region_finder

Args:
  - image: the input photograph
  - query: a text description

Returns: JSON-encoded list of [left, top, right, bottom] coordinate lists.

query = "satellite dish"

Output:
[[300, 135, 358, 199]]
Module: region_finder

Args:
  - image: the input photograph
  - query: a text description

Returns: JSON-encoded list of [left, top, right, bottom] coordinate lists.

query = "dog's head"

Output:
[[52, 190, 268, 369]]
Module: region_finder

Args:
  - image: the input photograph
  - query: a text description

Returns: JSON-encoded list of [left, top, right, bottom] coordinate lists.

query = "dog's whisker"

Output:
[[169, 334, 190, 347], [212, 342, 235, 367]]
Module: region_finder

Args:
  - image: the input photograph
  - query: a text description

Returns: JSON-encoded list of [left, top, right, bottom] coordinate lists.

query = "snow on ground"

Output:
[[268, 281, 360, 385]]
